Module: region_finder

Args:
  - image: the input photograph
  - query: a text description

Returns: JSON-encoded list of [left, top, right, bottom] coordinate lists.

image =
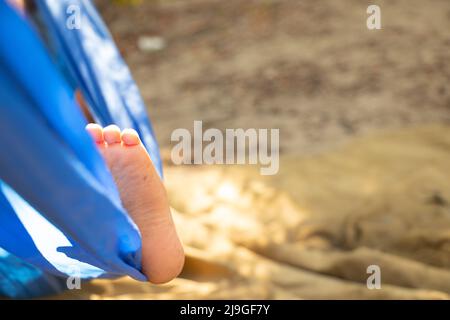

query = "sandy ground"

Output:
[[54, 0, 450, 299], [98, 0, 450, 154], [55, 125, 450, 299]]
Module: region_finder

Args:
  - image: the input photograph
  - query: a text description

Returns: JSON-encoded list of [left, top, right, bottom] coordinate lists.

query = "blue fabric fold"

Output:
[[0, 0, 162, 298]]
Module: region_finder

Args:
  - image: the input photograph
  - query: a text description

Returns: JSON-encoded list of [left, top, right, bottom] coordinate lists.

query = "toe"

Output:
[[85, 123, 104, 144], [103, 125, 122, 144], [121, 128, 141, 146]]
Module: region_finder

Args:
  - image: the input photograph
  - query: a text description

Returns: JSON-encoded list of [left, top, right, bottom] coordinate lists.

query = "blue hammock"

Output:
[[0, 0, 162, 298]]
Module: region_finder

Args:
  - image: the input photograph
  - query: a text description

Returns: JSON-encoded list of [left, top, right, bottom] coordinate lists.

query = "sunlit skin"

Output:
[[86, 124, 185, 283], [7, 0, 25, 12]]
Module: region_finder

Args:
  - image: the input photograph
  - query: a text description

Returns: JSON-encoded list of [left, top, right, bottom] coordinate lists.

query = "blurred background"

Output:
[[57, 0, 450, 299]]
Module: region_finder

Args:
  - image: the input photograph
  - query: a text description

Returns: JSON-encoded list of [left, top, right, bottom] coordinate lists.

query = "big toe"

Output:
[[85, 123, 104, 144]]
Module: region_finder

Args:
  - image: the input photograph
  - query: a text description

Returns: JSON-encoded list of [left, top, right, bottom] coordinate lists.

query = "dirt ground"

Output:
[[98, 0, 450, 154], [54, 0, 450, 299]]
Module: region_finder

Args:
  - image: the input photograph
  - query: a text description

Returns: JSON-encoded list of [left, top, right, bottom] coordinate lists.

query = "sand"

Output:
[[53, 125, 450, 299], [51, 0, 450, 299]]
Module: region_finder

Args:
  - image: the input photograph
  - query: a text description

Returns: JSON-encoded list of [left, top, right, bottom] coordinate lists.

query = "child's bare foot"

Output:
[[85, 123, 184, 284]]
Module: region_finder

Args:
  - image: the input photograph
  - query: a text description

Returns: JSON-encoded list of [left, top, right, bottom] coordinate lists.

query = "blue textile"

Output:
[[0, 0, 162, 298]]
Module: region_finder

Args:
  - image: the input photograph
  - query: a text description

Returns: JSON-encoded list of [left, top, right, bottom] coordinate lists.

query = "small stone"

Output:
[[137, 36, 166, 52]]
